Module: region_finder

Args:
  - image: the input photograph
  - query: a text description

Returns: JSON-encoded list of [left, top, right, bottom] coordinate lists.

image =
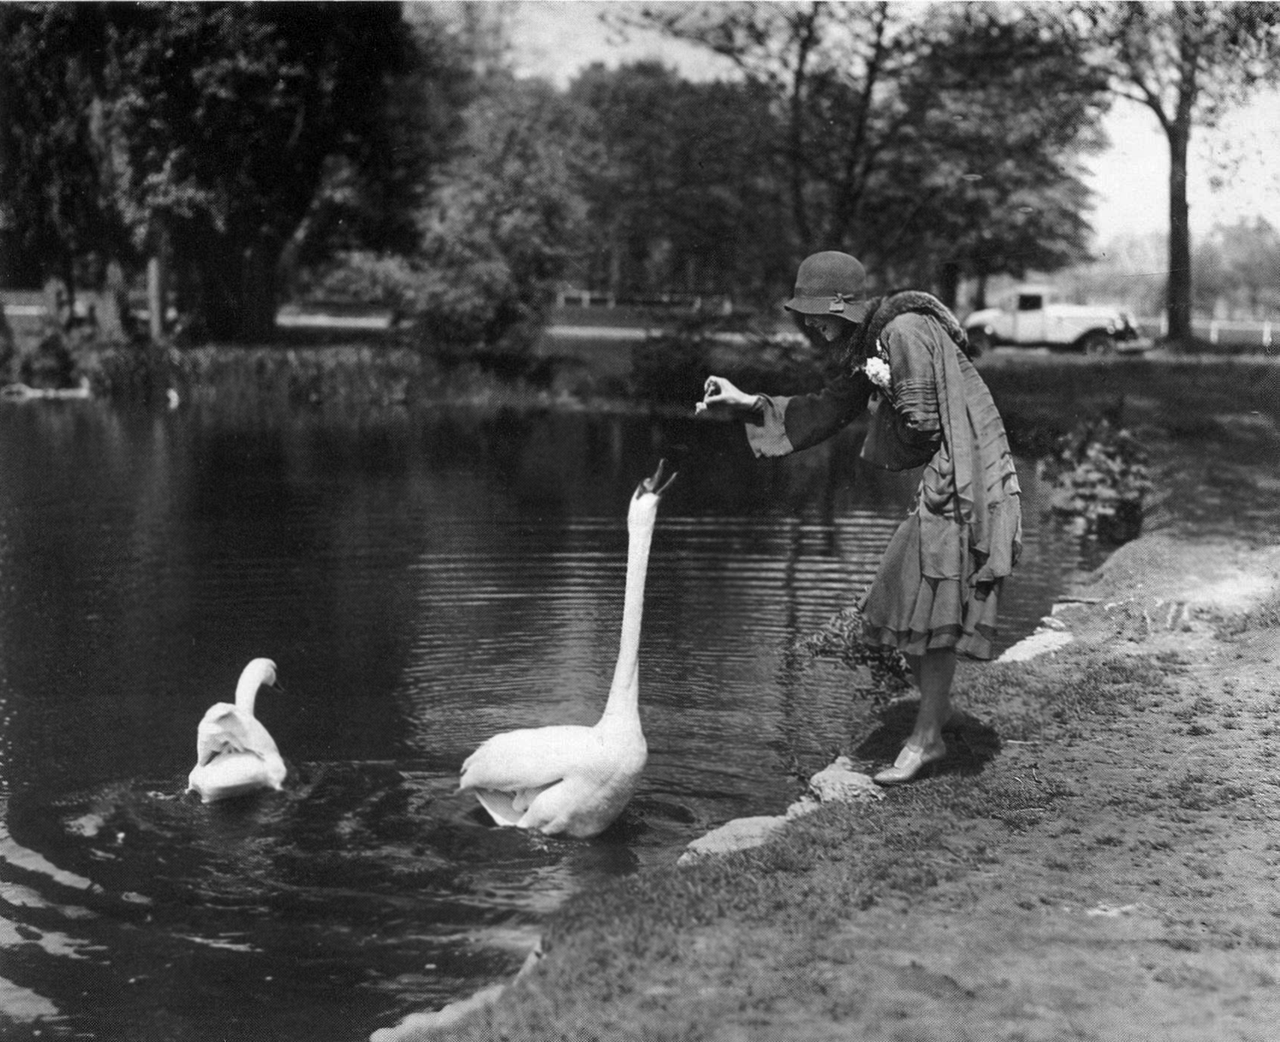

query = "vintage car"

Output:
[[964, 284, 1146, 355]]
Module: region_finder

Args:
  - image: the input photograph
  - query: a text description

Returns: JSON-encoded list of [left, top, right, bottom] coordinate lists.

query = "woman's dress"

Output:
[[745, 312, 1022, 660]]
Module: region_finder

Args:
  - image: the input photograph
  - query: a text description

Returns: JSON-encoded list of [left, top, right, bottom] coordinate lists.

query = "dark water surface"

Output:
[[0, 400, 1102, 1040]]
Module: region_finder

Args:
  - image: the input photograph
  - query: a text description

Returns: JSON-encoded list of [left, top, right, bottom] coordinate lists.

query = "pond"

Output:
[[0, 398, 1104, 1041]]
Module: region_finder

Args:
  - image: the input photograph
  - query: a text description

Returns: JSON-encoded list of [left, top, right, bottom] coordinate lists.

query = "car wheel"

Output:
[[1081, 332, 1114, 356], [966, 328, 991, 356]]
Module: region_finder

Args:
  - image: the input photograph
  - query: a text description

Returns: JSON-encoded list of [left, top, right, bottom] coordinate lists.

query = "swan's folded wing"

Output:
[[458, 725, 596, 793], [195, 704, 261, 767]]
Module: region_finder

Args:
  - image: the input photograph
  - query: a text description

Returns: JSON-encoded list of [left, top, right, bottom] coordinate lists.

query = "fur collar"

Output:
[[839, 291, 969, 375]]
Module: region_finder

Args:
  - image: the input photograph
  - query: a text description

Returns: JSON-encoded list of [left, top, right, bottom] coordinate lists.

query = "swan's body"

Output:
[[187, 658, 286, 803], [459, 461, 676, 838]]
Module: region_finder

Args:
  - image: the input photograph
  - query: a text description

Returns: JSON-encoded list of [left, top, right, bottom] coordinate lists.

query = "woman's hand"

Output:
[[699, 375, 757, 414]]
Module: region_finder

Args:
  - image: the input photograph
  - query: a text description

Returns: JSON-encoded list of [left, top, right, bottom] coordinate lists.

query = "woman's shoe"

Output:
[[873, 741, 946, 785]]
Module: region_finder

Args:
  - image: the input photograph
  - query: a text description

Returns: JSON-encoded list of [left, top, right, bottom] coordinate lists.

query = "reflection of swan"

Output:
[[187, 658, 286, 803], [459, 460, 677, 838]]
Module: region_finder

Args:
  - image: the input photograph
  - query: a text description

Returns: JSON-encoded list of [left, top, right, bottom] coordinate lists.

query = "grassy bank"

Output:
[[373, 358, 1280, 1041]]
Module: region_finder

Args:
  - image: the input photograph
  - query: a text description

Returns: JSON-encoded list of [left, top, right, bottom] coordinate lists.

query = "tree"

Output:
[[0, 2, 472, 342], [0, 4, 131, 292], [101, 2, 421, 341], [627, 1, 923, 257], [1062, 229, 1167, 317], [277, 4, 474, 299], [625, 1, 1109, 303], [567, 61, 788, 305], [410, 74, 598, 348], [1192, 216, 1280, 318], [881, 3, 1108, 306], [1090, 1, 1280, 343], [295, 9, 592, 351]]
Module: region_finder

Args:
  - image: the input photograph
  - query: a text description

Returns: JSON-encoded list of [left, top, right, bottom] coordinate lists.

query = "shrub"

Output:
[[1041, 417, 1153, 543], [81, 340, 187, 404], [795, 604, 912, 700], [299, 251, 421, 315]]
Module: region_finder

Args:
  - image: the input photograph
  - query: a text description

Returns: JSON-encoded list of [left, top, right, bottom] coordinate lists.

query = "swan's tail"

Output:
[[469, 784, 556, 828], [187, 751, 284, 803], [473, 789, 524, 827]]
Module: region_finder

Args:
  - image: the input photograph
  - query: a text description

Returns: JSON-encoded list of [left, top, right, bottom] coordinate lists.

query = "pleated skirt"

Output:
[[860, 510, 1003, 661]]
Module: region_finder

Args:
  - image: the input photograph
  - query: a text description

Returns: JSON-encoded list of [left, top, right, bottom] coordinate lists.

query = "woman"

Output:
[[702, 251, 1022, 784]]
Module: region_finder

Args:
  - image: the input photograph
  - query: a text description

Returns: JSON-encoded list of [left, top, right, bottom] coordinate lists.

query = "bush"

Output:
[[796, 604, 912, 701], [82, 340, 187, 404], [1041, 417, 1153, 543], [298, 251, 421, 315], [18, 327, 81, 389]]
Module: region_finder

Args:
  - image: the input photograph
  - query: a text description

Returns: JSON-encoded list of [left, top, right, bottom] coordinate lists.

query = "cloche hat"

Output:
[[784, 251, 870, 322]]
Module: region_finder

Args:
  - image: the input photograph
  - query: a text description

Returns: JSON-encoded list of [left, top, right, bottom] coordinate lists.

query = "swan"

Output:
[[186, 658, 287, 803], [459, 459, 677, 838]]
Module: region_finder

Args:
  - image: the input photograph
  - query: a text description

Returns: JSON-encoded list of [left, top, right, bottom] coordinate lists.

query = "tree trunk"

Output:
[[240, 243, 277, 342], [608, 221, 622, 302], [99, 258, 132, 343], [937, 261, 960, 309], [973, 271, 989, 311], [147, 221, 169, 343], [1165, 117, 1193, 346]]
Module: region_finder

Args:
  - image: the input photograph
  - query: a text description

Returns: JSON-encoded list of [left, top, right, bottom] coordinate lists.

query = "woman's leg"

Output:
[[875, 647, 955, 784], [907, 647, 955, 751]]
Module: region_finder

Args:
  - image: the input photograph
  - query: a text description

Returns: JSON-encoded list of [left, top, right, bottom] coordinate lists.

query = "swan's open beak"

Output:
[[636, 458, 678, 499]]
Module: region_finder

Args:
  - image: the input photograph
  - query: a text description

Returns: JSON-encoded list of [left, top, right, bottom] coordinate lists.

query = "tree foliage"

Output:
[[0, 4, 127, 288]]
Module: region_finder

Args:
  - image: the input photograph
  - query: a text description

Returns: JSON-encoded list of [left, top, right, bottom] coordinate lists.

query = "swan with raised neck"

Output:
[[459, 460, 676, 837]]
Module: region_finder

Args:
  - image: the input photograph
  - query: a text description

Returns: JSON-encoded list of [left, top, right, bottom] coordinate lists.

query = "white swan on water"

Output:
[[187, 658, 287, 803], [459, 460, 677, 838]]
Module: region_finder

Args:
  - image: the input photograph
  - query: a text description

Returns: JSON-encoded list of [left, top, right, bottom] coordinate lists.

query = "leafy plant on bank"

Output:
[[1041, 416, 1153, 544], [796, 604, 913, 701]]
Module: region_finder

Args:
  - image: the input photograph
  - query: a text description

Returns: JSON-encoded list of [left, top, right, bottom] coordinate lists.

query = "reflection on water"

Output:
[[0, 399, 1101, 1040]]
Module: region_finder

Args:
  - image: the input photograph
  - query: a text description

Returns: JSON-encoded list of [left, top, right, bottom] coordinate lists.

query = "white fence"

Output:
[[1134, 315, 1274, 349]]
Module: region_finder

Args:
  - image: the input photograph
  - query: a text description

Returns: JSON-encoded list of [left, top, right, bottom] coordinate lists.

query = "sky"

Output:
[[502, 0, 1280, 243]]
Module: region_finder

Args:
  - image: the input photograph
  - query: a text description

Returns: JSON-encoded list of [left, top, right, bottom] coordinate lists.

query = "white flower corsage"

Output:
[[862, 342, 892, 393]]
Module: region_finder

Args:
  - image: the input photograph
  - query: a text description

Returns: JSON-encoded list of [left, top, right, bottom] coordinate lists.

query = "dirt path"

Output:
[[789, 534, 1280, 1042]]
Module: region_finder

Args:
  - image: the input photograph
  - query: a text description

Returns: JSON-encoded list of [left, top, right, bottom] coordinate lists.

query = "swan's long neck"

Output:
[[234, 672, 263, 717], [600, 504, 655, 725]]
